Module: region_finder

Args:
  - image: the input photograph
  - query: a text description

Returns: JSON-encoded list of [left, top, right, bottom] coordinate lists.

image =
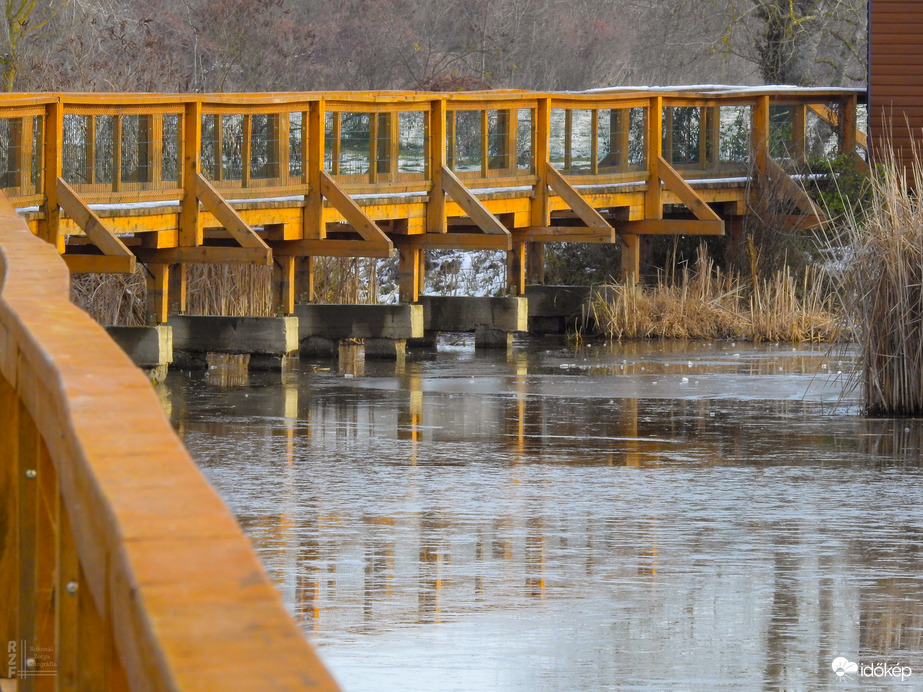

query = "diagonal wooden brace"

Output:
[[56, 178, 136, 273], [440, 165, 511, 236], [195, 172, 271, 264]]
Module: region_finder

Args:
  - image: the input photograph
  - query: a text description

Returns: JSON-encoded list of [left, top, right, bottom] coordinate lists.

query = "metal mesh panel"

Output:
[[450, 110, 482, 173], [62, 112, 182, 200], [663, 106, 701, 166], [804, 104, 839, 159], [0, 115, 43, 200], [397, 111, 425, 175], [719, 106, 751, 164], [517, 108, 533, 171]]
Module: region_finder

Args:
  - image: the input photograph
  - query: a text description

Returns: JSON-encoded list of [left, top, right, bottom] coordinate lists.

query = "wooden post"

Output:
[[86, 115, 97, 185], [398, 244, 422, 303], [526, 241, 545, 285], [0, 375, 19, 653], [645, 96, 663, 221], [270, 112, 290, 184], [150, 114, 164, 186], [295, 256, 315, 303], [180, 100, 202, 248], [839, 94, 858, 155], [752, 94, 770, 179], [480, 109, 489, 177], [145, 263, 170, 325], [621, 232, 641, 284], [241, 114, 252, 188], [445, 110, 456, 171], [13, 116, 34, 192], [662, 106, 673, 165], [112, 115, 123, 193], [16, 406, 40, 691], [55, 496, 79, 689], [590, 109, 599, 174], [707, 106, 720, 166], [273, 255, 296, 315], [213, 114, 223, 181], [427, 99, 447, 233], [792, 104, 806, 162], [698, 107, 708, 169], [506, 109, 518, 172], [168, 263, 187, 315], [531, 98, 550, 227], [507, 240, 526, 296], [305, 100, 325, 240], [40, 99, 63, 251], [330, 111, 340, 176], [369, 112, 379, 184], [564, 109, 573, 171]]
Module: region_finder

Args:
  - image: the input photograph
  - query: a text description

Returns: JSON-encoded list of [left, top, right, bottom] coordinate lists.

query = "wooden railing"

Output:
[[0, 191, 338, 688], [0, 87, 866, 314]]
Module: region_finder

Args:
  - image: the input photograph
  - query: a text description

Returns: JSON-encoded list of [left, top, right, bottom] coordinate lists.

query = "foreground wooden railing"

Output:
[[0, 192, 338, 689], [0, 87, 866, 318]]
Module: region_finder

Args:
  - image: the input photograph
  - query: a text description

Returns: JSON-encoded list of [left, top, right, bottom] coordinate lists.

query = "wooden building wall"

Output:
[[869, 0, 923, 166]]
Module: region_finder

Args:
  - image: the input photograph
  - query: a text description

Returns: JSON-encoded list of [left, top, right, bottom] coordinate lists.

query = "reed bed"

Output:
[[822, 142, 923, 415], [590, 247, 839, 343]]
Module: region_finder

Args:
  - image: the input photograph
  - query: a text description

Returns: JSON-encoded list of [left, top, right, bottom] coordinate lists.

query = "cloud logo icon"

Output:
[[832, 657, 859, 677]]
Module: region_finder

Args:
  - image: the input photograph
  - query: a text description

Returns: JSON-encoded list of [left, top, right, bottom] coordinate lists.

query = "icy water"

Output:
[[163, 339, 923, 691]]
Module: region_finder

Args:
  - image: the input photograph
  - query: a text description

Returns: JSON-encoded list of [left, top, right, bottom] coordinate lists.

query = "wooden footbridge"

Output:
[[0, 86, 864, 690]]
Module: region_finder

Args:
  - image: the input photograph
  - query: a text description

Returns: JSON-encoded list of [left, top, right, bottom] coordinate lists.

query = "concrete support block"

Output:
[[294, 303, 423, 341], [106, 325, 173, 378], [365, 338, 407, 361], [475, 326, 514, 350], [168, 316, 299, 370], [525, 285, 594, 334], [300, 335, 338, 358], [408, 331, 439, 350], [421, 296, 528, 333]]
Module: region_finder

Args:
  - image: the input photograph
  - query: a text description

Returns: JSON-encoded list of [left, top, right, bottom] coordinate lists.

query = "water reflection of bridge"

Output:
[[0, 87, 864, 321]]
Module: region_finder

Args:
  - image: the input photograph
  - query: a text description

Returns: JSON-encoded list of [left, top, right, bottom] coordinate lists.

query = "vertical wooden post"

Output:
[[445, 110, 456, 171], [531, 98, 550, 228], [54, 496, 79, 689], [241, 114, 252, 188], [698, 107, 708, 169], [41, 99, 63, 251], [564, 109, 573, 171], [213, 114, 223, 181], [16, 406, 40, 692], [621, 233, 641, 284], [33, 441, 57, 678], [273, 256, 296, 315], [329, 111, 340, 176], [181, 100, 202, 248], [427, 99, 446, 233], [792, 104, 806, 162], [145, 263, 170, 325], [398, 244, 422, 303], [752, 94, 770, 179], [645, 96, 663, 221], [168, 263, 187, 315], [388, 112, 400, 181], [0, 375, 19, 654], [505, 108, 518, 172], [299, 110, 309, 186], [305, 100, 325, 240], [271, 112, 290, 184], [526, 241, 545, 285], [707, 106, 720, 166], [662, 106, 673, 165], [839, 94, 858, 155], [507, 240, 526, 296], [86, 115, 97, 185], [590, 109, 599, 174], [368, 112, 379, 184], [295, 256, 315, 303], [149, 114, 164, 186], [480, 109, 489, 177], [111, 115, 123, 193], [15, 116, 34, 192]]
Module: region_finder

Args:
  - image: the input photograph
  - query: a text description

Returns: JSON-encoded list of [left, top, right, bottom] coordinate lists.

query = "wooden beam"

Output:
[[62, 254, 136, 274], [427, 99, 447, 233], [416, 233, 512, 250], [516, 226, 615, 243], [195, 172, 271, 257], [656, 156, 722, 222], [134, 246, 271, 264], [440, 165, 510, 236], [763, 155, 824, 219], [531, 97, 550, 226], [621, 219, 724, 235], [271, 238, 393, 258], [181, 100, 202, 247], [645, 96, 663, 220], [808, 102, 868, 152], [56, 178, 136, 272], [545, 163, 612, 229], [319, 170, 393, 254]]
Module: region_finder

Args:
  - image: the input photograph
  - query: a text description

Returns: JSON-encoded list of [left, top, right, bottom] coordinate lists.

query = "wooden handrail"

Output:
[[0, 191, 339, 688]]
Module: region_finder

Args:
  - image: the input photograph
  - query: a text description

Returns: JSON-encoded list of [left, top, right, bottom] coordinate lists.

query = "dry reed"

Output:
[[821, 141, 923, 415], [590, 245, 839, 343]]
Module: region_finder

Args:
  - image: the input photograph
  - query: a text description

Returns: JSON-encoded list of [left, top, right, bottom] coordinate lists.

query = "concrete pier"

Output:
[[106, 325, 173, 380], [419, 296, 528, 348], [525, 285, 594, 334], [295, 304, 423, 360], [168, 315, 299, 370]]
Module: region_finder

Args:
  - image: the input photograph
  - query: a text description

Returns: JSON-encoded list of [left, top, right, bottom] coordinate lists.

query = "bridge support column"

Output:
[[621, 233, 640, 284], [145, 263, 169, 325], [106, 325, 173, 381], [294, 304, 423, 361], [295, 257, 315, 303], [421, 296, 527, 350], [398, 246, 423, 303], [169, 316, 299, 370], [273, 255, 296, 315], [527, 241, 545, 284], [507, 240, 526, 296], [169, 263, 187, 315]]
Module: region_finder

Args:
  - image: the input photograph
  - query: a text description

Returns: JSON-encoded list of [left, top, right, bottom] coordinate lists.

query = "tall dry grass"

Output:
[[590, 245, 839, 343], [821, 142, 923, 415]]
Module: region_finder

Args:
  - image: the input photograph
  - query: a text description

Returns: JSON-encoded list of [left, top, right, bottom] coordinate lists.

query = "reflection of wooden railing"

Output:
[[0, 191, 339, 688]]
